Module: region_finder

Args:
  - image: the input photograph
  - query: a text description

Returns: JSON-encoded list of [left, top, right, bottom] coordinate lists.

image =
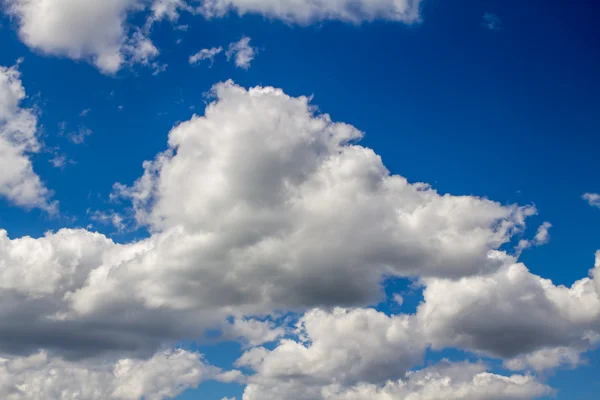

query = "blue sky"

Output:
[[0, 0, 599, 399]]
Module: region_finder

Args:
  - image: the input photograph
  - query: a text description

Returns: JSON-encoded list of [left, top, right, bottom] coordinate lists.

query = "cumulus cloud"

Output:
[[322, 361, 552, 400], [2, 1, 423, 73], [189, 46, 223, 65], [515, 221, 552, 255], [2, 0, 158, 74], [237, 307, 426, 398], [226, 37, 257, 69], [418, 256, 600, 370], [583, 193, 600, 208], [0, 64, 54, 210], [200, 0, 423, 24], [0, 80, 597, 398], [0, 349, 233, 400]]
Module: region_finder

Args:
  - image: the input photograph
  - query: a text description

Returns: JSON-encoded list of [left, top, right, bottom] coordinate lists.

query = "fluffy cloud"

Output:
[[322, 362, 552, 400], [0, 80, 596, 398], [0, 64, 53, 210], [2, 0, 156, 74], [0, 349, 232, 400], [418, 256, 600, 370], [226, 37, 257, 69], [2, 1, 422, 73], [101, 80, 536, 318], [200, 0, 423, 24], [0, 80, 540, 362], [237, 307, 425, 398]]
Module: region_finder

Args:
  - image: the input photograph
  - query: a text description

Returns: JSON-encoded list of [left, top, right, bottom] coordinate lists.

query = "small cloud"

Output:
[[226, 36, 257, 69], [79, 108, 91, 117], [68, 126, 92, 145], [49, 153, 67, 168], [118, 105, 124, 111], [393, 294, 404, 307], [87, 209, 127, 232], [151, 62, 168, 75], [189, 46, 223, 66], [175, 24, 188, 31], [483, 13, 502, 31], [516, 221, 552, 256], [583, 193, 600, 208]]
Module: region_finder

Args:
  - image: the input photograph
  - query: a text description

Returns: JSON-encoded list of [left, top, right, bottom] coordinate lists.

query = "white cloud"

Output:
[[3, 0, 157, 74], [189, 46, 224, 65], [418, 256, 600, 370], [226, 37, 257, 69], [237, 307, 426, 398], [583, 193, 600, 208], [0, 80, 598, 399], [322, 361, 552, 400], [150, 0, 190, 21], [200, 0, 423, 24], [516, 221, 552, 255], [0, 349, 230, 400], [0, 64, 54, 210]]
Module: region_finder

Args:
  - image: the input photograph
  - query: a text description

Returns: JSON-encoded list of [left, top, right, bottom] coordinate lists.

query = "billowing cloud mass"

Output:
[[0, 80, 598, 399], [419, 254, 600, 371], [0, 64, 53, 210], [0, 349, 238, 400]]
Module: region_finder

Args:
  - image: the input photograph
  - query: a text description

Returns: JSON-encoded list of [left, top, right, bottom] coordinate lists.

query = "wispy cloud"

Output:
[[189, 46, 223, 66], [483, 13, 502, 31]]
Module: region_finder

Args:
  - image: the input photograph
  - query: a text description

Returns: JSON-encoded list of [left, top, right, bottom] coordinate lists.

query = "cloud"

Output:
[[241, 356, 552, 400], [418, 256, 600, 370], [189, 46, 224, 65], [0, 81, 540, 362], [2, 0, 423, 74], [226, 37, 257, 69], [0, 63, 54, 210], [322, 361, 553, 400], [200, 0, 423, 24], [0, 80, 598, 398], [0, 349, 234, 400], [68, 126, 93, 144], [236, 307, 426, 398], [515, 221, 552, 255], [583, 193, 600, 208], [483, 13, 502, 31], [150, 0, 190, 22], [3, 0, 158, 74]]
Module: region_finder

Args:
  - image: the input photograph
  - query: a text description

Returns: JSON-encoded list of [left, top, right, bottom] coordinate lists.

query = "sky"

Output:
[[0, 0, 599, 399]]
